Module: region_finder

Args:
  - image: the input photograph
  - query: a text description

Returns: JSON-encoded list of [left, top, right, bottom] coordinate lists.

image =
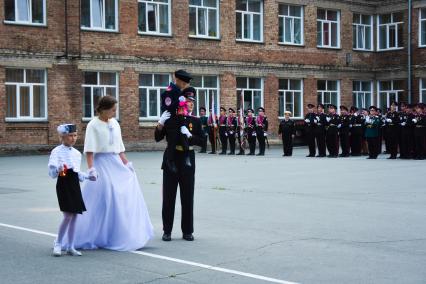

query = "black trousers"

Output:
[[367, 136, 381, 158], [305, 127, 316, 156], [414, 127, 426, 159], [386, 126, 399, 158], [350, 127, 363, 155], [228, 132, 236, 153], [219, 128, 227, 153], [326, 129, 339, 156], [282, 134, 293, 156], [162, 150, 195, 235], [315, 128, 326, 156], [200, 132, 208, 152], [256, 131, 266, 154], [208, 128, 216, 153], [247, 132, 256, 154], [400, 127, 413, 158], [339, 130, 350, 156]]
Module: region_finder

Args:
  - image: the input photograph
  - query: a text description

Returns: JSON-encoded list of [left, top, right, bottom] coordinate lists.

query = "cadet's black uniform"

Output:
[[155, 115, 204, 237], [199, 115, 208, 153], [339, 114, 351, 157], [399, 111, 415, 159], [413, 112, 426, 160], [245, 116, 257, 155], [218, 115, 227, 154], [278, 119, 295, 156], [227, 116, 238, 154], [326, 113, 340, 157], [384, 110, 400, 159], [256, 115, 268, 155], [315, 113, 327, 157], [350, 113, 364, 156], [304, 112, 317, 157]]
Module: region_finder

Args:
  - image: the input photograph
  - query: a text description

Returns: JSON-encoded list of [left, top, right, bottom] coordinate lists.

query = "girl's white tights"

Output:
[[56, 212, 77, 249]]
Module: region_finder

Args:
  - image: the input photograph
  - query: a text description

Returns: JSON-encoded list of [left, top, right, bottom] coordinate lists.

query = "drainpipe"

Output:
[[408, 0, 412, 104]]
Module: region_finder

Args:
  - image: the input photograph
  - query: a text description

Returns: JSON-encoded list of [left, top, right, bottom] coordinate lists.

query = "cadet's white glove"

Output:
[[386, 119, 392, 123], [158, 111, 171, 126], [365, 117, 371, 123], [316, 116, 320, 121], [313, 119, 318, 123], [326, 117, 331, 122], [304, 119, 310, 123], [126, 161, 135, 172], [412, 118, 418, 123], [88, 167, 98, 181], [180, 126, 192, 138], [401, 122, 406, 126], [349, 124, 352, 128], [337, 124, 341, 128], [264, 132, 268, 137], [354, 113, 358, 117]]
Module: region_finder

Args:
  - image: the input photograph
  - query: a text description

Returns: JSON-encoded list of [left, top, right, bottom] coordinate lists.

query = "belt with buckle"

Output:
[[354, 124, 362, 127], [416, 125, 425, 128], [176, 145, 194, 151]]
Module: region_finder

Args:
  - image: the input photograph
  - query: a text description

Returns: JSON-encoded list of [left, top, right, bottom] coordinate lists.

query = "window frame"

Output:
[[138, 73, 171, 121], [137, 0, 172, 36], [317, 80, 341, 112], [236, 77, 264, 112], [352, 13, 373, 51], [278, 4, 304, 46], [377, 80, 403, 110], [81, 0, 119, 32], [376, 12, 404, 51], [3, 0, 47, 26], [278, 79, 303, 119], [352, 80, 373, 109], [191, 75, 220, 117], [420, 78, 426, 103], [419, 8, 426, 48], [82, 71, 120, 121], [236, 0, 264, 43], [317, 8, 341, 49], [5, 68, 48, 122], [189, 0, 220, 39]]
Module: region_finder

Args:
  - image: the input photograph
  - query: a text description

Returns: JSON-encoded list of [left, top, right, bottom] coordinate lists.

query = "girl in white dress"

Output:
[[62, 96, 154, 251]]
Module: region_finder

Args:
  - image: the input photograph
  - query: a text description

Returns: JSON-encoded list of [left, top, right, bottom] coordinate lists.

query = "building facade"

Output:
[[1, 0, 426, 151]]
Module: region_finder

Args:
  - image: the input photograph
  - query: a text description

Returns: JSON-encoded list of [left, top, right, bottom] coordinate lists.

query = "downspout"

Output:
[[408, 0, 412, 104]]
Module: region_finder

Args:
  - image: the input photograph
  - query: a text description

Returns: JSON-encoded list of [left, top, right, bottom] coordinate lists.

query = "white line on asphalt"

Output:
[[0, 222, 299, 284]]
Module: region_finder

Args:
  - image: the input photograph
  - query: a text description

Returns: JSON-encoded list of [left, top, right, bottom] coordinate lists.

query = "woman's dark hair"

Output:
[[96, 96, 117, 113]]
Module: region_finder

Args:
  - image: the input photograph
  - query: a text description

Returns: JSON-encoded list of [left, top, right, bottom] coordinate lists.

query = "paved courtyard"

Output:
[[0, 147, 425, 284]]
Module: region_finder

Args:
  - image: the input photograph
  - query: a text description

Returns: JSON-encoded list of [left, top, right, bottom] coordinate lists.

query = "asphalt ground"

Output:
[[0, 147, 425, 284]]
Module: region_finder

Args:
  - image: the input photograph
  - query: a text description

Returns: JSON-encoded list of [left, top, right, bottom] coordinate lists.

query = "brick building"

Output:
[[1, 0, 426, 151]]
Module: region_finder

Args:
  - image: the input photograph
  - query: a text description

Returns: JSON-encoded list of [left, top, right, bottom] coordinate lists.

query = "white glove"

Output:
[[313, 119, 318, 123], [304, 119, 310, 123], [264, 132, 267, 137], [180, 126, 192, 138], [386, 119, 392, 123], [326, 117, 331, 122], [88, 167, 98, 181], [412, 118, 418, 123], [158, 111, 171, 126], [354, 113, 358, 117], [178, 96, 186, 103], [365, 117, 371, 123], [337, 124, 341, 128], [126, 161, 135, 172], [213, 123, 217, 127], [401, 122, 406, 126], [349, 124, 352, 128], [316, 116, 320, 121]]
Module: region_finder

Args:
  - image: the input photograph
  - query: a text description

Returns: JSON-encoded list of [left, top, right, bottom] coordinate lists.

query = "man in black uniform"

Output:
[[199, 107, 208, 153], [399, 102, 414, 159], [315, 104, 327, 157], [155, 94, 204, 242], [255, 107, 268, 156], [304, 104, 317, 157], [278, 111, 295, 156], [384, 101, 400, 159], [349, 106, 364, 156], [325, 104, 339, 158], [338, 105, 351, 157], [218, 107, 228, 155], [413, 103, 426, 160], [226, 108, 238, 155], [245, 108, 257, 155]]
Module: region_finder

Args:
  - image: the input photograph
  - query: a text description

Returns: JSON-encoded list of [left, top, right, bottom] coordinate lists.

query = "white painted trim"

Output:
[[278, 78, 304, 119], [420, 78, 425, 103], [189, 0, 220, 39], [419, 8, 426, 48], [352, 14, 373, 51], [236, 1, 263, 42], [81, 0, 119, 32], [278, 5, 304, 46], [137, 0, 171, 36], [316, 9, 341, 49], [376, 13, 404, 51]]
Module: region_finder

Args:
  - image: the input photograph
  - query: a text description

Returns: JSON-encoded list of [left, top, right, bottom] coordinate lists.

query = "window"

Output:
[[191, 75, 220, 117], [420, 78, 426, 103], [189, 0, 219, 38], [138, 0, 170, 35], [377, 80, 403, 110], [139, 73, 170, 120], [317, 80, 340, 111], [82, 72, 119, 119], [4, 0, 45, 25], [377, 12, 403, 51], [236, 77, 263, 111], [279, 4, 303, 45], [236, 0, 263, 42], [5, 69, 47, 121], [81, 0, 118, 31], [278, 79, 303, 118], [420, 8, 426, 47], [317, 9, 340, 48], [352, 81, 372, 109], [353, 14, 373, 51]]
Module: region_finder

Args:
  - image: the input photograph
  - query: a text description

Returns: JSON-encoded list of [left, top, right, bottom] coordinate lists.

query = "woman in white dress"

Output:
[[62, 95, 154, 251]]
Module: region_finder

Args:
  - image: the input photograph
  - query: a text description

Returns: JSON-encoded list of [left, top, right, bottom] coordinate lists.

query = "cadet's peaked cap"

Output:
[[284, 110, 292, 115], [257, 107, 265, 112], [369, 105, 377, 111], [182, 86, 196, 101], [247, 108, 254, 113], [228, 108, 235, 113], [199, 106, 206, 111], [390, 101, 398, 106], [317, 103, 325, 109], [340, 105, 348, 111], [350, 106, 358, 112], [307, 103, 315, 108], [57, 124, 77, 135], [174, 69, 192, 83], [328, 104, 337, 109], [220, 107, 226, 111]]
